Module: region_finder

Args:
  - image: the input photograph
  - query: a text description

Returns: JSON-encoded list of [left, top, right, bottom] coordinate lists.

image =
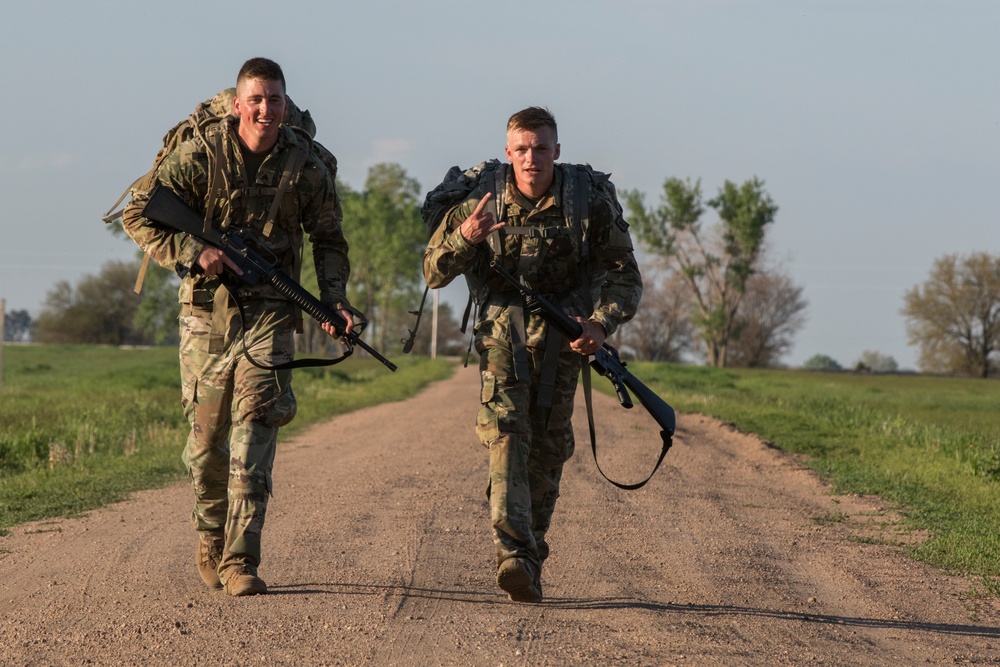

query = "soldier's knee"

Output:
[[238, 387, 297, 428]]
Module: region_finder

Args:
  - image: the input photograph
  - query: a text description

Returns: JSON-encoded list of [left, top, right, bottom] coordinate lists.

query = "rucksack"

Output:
[[417, 159, 505, 331], [103, 88, 338, 293]]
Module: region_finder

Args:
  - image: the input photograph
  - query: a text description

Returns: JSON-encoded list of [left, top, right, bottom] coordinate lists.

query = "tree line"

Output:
[[7, 164, 997, 377]]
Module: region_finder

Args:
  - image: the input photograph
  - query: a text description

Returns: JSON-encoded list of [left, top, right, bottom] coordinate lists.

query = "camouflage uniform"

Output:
[[122, 117, 350, 581], [423, 164, 641, 572]]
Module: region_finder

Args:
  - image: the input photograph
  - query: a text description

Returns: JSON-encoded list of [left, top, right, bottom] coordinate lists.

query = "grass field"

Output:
[[0, 344, 453, 533], [622, 362, 1000, 593]]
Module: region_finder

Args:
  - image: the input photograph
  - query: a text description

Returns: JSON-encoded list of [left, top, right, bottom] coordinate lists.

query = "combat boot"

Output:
[[196, 532, 225, 590], [496, 557, 542, 603], [222, 563, 268, 597]]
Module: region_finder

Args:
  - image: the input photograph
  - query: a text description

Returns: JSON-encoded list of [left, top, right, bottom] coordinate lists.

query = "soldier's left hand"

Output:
[[322, 309, 355, 340], [570, 318, 606, 356]]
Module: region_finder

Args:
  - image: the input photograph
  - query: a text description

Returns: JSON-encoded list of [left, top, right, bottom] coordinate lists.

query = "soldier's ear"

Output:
[[554, 143, 561, 160]]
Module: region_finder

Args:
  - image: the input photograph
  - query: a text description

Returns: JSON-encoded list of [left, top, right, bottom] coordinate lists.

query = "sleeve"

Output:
[[299, 156, 352, 310], [587, 179, 643, 337], [120, 144, 208, 279], [422, 197, 482, 289]]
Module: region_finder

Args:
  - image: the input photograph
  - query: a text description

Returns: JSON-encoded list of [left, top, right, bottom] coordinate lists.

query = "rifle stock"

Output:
[[141, 184, 397, 372]]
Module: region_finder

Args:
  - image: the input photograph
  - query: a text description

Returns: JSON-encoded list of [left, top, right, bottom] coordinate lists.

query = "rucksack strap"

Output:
[[132, 253, 151, 295], [536, 323, 563, 408], [501, 226, 572, 239], [575, 166, 591, 289], [507, 301, 530, 382], [262, 144, 307, 238], [204, 131, 226, 235]]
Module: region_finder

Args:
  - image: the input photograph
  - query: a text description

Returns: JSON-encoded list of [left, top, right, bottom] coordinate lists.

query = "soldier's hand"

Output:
[[570, 318, 606, 356], [458, 192, 504, 245], [196, 246, 243, 277], [322, 309, 355, 340]]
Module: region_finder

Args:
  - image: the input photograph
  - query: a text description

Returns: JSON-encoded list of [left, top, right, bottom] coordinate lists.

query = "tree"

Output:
[[726, 270, 807, 368], [616, 267, 694, 362], [802, 354, 841, 371], [34, 260, 146, 345], [3, 308, 34, 342], [624, 176, 778, 367], [855, 350, 898, 374], [339, 164, 426, 354], [104, 218, 181, 345], [902, 252, 1000, 378]]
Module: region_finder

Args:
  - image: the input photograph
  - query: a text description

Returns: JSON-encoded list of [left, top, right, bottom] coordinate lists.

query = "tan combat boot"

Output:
[[222, 564, 268, 597], [196, 533, 225, 590], [496, 557, 542, 603]]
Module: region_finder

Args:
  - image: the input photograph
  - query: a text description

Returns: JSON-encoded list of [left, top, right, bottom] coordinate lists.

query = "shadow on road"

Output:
[[266, 581, 1000, 639]]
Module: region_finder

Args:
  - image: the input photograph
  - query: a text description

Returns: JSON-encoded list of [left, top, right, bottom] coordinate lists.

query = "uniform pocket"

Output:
[[476, 372, 499, 446], [480, 372, 496, 404]]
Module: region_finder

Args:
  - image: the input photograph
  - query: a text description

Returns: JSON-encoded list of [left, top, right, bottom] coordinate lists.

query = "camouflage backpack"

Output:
[[103, 88, 338, 292]]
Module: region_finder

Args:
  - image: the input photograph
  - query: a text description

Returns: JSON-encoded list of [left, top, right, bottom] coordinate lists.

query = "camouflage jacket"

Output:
[[423, 163, 642, 343], [122, 117, 351, 311]]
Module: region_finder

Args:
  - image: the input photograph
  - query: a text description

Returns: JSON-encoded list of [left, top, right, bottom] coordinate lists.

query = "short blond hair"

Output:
[[507, 106, 557, 141]]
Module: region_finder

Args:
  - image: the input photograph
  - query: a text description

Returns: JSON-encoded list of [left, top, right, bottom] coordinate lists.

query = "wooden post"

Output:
[[430, 290, 439, 359], [0, 298, 5, 389]]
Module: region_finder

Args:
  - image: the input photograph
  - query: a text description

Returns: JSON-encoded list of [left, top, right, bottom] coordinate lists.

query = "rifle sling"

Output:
[[223, 275, 353, 370], [581, 359, 671, 491]]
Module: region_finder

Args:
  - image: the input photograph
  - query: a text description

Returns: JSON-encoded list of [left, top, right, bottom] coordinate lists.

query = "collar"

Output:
[[503, 166, 563, 217]]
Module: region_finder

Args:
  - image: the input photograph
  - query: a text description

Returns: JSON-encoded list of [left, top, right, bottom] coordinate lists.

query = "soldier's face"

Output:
[[234, 77, 287, 152], [505, 126, 560, 198]]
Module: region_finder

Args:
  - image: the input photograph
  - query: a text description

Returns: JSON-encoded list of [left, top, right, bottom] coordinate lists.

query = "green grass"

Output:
[[0, 344, 453, 533], [613, 362, 1000, 587]]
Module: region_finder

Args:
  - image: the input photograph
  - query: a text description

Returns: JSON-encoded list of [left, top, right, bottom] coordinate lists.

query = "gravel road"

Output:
[[2, 364, 998, 665]]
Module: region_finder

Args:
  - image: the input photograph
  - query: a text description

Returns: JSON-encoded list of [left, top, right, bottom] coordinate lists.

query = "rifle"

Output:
[[401, 285, 430, 354], [489, 259, 675, 489], [141, 184, 397, 372]]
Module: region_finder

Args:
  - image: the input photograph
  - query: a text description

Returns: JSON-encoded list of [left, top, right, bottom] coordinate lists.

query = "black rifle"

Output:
[[141, 184, 397, 372], [401, 285, 430, 354], [489, 259, 675, 489]]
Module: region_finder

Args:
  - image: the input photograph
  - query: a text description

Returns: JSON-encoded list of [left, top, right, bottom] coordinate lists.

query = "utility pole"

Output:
[[1, 298, 5, 389]]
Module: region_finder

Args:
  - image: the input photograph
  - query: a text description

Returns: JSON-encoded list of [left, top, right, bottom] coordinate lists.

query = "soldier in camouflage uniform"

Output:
[[122, 58, 355, 597], [423, 107, 642, 602]]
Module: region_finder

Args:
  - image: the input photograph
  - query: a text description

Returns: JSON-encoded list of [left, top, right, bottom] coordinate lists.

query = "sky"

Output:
[[1, 0, 996, 370]]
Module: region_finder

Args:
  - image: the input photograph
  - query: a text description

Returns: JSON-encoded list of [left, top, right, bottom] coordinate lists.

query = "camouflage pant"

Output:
[[476, 332, 579, 569], [179, 297, 297, 577]]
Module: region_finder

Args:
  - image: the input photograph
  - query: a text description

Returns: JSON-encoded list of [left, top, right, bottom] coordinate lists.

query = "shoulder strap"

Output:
[[262, 142, 307, 238], [203, 129, 226, 234]]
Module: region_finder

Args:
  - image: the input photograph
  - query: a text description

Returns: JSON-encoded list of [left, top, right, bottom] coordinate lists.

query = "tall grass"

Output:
[[625, 363, 1000, 585], [0, 344, 452, 532]]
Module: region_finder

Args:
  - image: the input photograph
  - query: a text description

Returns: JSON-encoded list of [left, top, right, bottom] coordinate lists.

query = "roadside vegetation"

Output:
[[0, 344, 452, 534], [625, 362, 1000, 593]]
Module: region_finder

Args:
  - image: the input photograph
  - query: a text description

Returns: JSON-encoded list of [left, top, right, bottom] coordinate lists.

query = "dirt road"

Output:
[[2, 364, 998, 665]]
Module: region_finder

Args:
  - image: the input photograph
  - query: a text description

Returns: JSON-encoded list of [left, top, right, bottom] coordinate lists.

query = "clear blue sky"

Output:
[[1, 1, 996, 369]]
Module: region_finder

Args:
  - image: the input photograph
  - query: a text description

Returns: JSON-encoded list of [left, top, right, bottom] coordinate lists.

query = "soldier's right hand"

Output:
[[196, 246, 244, 277], [458, 192, 504, 245]]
